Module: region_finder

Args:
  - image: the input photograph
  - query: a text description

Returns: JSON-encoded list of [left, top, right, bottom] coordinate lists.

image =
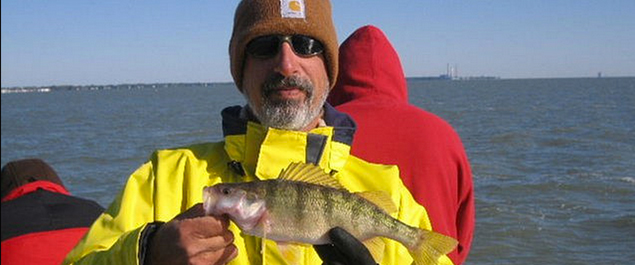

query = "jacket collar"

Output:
[[221, 103, 356, 180], [1, 180, 70, 202]]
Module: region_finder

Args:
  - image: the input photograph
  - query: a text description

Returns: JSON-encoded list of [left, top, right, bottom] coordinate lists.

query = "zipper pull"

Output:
[[227, 161, 245, 177]]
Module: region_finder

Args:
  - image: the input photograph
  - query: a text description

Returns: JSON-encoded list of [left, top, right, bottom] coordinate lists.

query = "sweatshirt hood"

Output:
[[328, 25, 408, 105]]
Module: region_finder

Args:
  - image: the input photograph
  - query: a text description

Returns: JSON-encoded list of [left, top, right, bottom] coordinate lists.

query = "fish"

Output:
[[203, 162, 457, 265]]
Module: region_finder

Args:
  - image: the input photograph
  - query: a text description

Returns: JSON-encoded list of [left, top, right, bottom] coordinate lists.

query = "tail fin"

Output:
[[408, 230, 458, 265]]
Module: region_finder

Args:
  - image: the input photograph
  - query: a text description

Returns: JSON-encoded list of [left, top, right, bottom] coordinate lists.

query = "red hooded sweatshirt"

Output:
[[328, 25, 474, 264]]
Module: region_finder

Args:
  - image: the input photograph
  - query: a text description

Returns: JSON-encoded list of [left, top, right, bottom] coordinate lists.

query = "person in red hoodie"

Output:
[[328, 25, 475, 264], [1, 158, 104, 265]]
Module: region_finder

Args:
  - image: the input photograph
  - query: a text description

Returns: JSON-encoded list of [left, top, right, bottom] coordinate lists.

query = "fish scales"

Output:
[[265, 180, 330, 241], [264, 180, 343, 243], [261, 179, 408, 244]]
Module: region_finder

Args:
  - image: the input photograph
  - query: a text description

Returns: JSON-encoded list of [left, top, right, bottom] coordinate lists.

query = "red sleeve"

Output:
[[1, 228, 89, 265]]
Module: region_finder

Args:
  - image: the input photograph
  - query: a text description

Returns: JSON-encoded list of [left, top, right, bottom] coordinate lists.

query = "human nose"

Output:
[[273, 42, 300, 77]]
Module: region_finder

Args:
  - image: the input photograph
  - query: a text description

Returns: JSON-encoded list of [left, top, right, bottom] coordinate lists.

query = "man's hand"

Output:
[[146, 203, 238, 265], [314, 227, 377, 265]]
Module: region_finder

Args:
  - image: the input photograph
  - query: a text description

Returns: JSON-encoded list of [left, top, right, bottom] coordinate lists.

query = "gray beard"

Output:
[[247, 75, 328, 131], [258, 90, 326, 130]]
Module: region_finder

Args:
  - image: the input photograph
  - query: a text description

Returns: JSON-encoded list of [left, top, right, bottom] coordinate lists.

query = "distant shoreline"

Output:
[[2, 76, 633, 93], [1, 82, 234, 94]]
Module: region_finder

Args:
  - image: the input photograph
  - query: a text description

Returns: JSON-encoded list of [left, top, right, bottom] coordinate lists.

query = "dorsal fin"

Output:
[[356, 191, 398, 213], [278, 162, 344, 189]]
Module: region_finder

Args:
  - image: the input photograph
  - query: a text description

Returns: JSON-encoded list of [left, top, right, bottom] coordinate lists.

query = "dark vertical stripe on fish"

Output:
[[350, 193, 364, 228], [293, 181, 307, 228], [320, 186, 335, 222]]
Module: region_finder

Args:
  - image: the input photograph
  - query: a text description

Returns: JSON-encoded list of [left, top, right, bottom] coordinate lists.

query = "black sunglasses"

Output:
[[246, 34, 324, 58]]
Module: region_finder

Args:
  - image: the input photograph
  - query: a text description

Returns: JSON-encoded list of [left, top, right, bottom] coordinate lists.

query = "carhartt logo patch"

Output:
[[280, 0, 305, 19]]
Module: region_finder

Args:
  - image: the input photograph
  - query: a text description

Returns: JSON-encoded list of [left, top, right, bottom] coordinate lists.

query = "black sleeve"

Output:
[[1, 190, 104, 241]]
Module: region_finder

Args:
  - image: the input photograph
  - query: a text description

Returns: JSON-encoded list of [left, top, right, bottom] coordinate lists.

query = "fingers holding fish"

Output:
[[187, 215, 231, 238], [146, 205, 238, 265], [171, 216, 237, 265], [173, 203, 207, 220], [188, 243, 238, 265], [199, 228, 235, 251]]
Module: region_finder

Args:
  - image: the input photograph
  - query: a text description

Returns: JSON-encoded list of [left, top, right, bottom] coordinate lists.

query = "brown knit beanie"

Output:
[[1, 158, 64, 199], [230, 0, 338, 90]]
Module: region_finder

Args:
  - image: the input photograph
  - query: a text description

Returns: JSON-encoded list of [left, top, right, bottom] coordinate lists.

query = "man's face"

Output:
[[241, 38, 329, 131]]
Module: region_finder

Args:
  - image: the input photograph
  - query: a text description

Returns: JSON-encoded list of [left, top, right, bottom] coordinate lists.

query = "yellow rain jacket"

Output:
[[64, 105, 453, 265]]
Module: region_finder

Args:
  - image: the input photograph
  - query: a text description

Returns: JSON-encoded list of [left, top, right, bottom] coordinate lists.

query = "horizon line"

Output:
[[2, 75, 634, 89]]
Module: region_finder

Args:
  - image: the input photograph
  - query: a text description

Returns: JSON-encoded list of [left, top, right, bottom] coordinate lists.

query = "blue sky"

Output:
[[2, 0, 634, 87]]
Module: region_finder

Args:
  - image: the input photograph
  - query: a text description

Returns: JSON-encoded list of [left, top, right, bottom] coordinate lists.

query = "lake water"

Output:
[[2, 77, 634, 264]]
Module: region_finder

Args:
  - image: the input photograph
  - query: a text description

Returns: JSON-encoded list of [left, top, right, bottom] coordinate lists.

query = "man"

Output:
[[328, 25, 475, 264], [1, 158, 104, 265], [64, 1, 455, 264]]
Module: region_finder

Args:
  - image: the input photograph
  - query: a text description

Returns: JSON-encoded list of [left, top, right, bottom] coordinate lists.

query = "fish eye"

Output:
[[221, 187, 231, 195]]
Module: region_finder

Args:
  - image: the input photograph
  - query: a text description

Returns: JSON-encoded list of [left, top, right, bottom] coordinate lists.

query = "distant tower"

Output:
[[598, 72, 603, 78], [446, 63, 458, 79], [454, 64, 458, 79]]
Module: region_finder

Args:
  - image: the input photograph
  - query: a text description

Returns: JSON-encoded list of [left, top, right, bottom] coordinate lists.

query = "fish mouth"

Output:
[[202, 186, 219, 215]]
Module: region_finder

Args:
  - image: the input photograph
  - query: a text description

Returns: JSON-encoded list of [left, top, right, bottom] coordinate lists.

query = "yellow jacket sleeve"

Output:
[[64, 144, 227, 265], [63, 161, 157, 264]]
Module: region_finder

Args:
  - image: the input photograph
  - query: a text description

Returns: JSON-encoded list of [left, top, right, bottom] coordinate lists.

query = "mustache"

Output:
[[262, 74, 314, 97]]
